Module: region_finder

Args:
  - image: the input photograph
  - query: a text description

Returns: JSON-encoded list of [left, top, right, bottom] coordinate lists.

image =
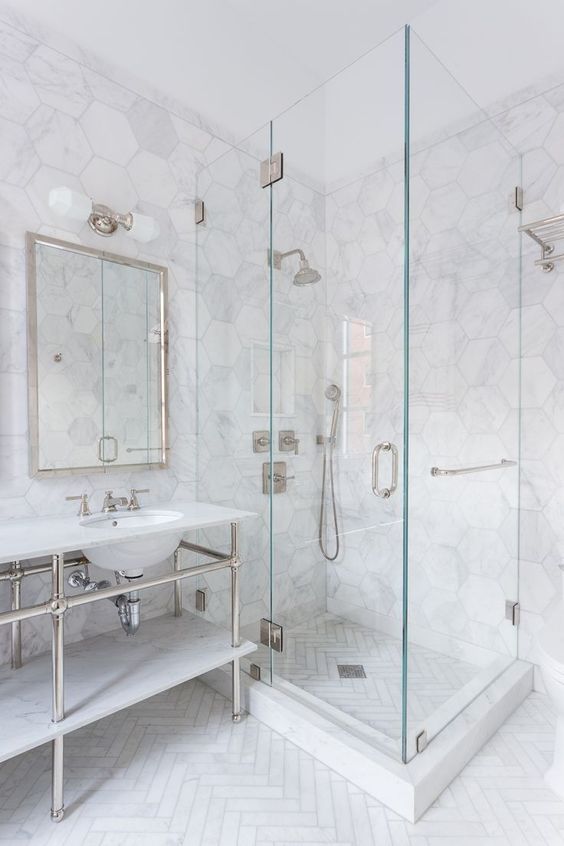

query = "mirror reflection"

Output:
[[27, 234, 167, 475]]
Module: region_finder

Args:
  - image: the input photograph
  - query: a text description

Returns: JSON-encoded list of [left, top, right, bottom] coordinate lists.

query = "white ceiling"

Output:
[[11, 0, 438, 141]]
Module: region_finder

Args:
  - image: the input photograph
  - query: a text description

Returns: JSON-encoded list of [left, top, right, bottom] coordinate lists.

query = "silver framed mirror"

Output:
[[26, 232, 168, 477]]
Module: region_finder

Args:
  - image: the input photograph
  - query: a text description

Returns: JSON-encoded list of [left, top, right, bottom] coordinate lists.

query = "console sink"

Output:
[[80, 509, 184, 574]]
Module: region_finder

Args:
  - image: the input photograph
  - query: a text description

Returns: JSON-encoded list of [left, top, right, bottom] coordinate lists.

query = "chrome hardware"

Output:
[[102, 490, 128, 512], [65, 493, 91, 517], [115, 590, 140, 636], [430, 459, 517, 477], [514, 186, 524, 211], [97, 435, 118, 463], [260, 618, 283, 652], [263, 461, 294, 494], [505, 600, 520, 626], [250, 663, 261, 681], [195, 198, 205, 225], [260, 151, 284, 188], [195, 588, 207, 612], [371, 442, 399, 499], [67, 570, 110, 592], [416, 729, 428, 754], [253, 430, 270, 453], [519, 211, 564, 272], [127, 488, 149, 510], [279, 430, 299, 454]]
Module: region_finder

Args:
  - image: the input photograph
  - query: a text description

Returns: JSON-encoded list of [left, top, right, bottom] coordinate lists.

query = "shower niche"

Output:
[[251, 342, 295, 416]]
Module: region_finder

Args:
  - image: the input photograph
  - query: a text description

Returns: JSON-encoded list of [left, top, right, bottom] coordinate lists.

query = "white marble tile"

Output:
[[27, 104, 92, 174]]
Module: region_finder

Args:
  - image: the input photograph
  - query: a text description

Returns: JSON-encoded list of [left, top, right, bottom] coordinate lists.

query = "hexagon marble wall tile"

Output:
[[1, 3, 564, 690], [0, 12, 221, 665], [193, 80, 564, 683]]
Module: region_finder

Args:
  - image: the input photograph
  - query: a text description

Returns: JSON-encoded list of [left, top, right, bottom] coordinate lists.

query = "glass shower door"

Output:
[[404, 30, 521, 760], [268, 28, 409, 759]]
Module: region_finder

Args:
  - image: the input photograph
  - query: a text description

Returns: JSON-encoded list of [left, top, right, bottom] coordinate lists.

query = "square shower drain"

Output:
[[337, 664, 366, 679]]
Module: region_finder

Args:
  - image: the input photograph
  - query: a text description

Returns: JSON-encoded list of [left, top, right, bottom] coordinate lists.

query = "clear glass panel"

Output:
[[101, 262, 163, 465], [404, 30, 521, 761], [270, 29, 407, 759], [194, 125, 273, 683], [34, 243, 103, 471]]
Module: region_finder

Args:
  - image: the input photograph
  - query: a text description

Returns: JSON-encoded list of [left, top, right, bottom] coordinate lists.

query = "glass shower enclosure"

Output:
[[196, 25, 521, 765]]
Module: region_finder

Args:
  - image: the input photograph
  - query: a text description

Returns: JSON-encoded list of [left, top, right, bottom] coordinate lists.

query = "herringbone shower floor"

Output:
[[267, 613, 480, 739]]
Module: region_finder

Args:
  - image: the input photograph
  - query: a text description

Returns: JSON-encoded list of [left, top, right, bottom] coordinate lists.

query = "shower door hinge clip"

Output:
[[416, 729, 428, 754], [514, 186, 524, 211], [260, 618, 284, 652], [249, 663, 261, 681], [195, 199, 206, 225], [260, 151, 284, 188], [505, 600, 520, 626]]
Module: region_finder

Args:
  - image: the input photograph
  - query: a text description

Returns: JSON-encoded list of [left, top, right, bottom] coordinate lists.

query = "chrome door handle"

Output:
[[98, 435, 118, 463], [372, 441, 398, 499]]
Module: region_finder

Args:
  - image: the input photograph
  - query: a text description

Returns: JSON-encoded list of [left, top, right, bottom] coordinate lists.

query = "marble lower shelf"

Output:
[[0, 611, 256, 763]]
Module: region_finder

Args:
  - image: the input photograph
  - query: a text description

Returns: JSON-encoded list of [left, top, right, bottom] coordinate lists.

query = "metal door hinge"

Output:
[[505, 600, 520, 626], [260, 151, 284, 188], [249, 663, 261, 681], [195, 199, 205, 224], [514, 186, 523, 211], [416, 729, 428, 753], [260, 618, 283, 652]]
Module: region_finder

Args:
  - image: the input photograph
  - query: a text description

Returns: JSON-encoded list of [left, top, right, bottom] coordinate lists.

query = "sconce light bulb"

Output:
[[48, 186, 92, 221], [126, 212, 160, 243]]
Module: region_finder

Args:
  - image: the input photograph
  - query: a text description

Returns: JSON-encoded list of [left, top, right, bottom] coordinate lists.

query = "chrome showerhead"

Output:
[[272, 248, 321, 286], [293, 259, 321, 286], [325, 384, 341, 402]]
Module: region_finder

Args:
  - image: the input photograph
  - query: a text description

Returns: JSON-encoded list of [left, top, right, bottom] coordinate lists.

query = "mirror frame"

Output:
[[26, 232, 169, 477]]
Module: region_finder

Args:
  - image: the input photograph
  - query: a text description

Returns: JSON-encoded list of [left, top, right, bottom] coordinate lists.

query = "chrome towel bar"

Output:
[[430, 459, 517, 477]]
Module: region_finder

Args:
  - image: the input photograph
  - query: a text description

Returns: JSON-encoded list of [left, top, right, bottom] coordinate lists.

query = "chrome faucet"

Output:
[[65, 493, 91, 517], [102, 490, 128, 513], [127, 488, 150, 510]]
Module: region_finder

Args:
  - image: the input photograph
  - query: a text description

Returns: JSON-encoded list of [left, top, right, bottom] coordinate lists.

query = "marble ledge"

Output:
[[0, 611, 257, 764], [0, 501, 257, 566]]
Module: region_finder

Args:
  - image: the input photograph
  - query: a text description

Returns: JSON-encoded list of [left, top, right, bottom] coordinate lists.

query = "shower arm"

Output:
[[272, 248, 306, 269]]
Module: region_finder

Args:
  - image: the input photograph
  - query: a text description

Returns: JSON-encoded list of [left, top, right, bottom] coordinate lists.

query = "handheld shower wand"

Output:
[[319, 384, 341, 561]]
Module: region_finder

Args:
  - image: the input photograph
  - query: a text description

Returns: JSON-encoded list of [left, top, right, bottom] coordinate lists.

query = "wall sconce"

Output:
[[48, 186, 160, 243]]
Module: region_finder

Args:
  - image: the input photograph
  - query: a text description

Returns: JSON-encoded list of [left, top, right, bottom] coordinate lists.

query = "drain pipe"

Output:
[[115, 588, 140, 636], [113, 570, 142, 636]]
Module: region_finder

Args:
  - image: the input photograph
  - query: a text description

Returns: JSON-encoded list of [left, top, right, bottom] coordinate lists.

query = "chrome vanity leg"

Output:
[[173, 548, 182, 617], [51, 736, 64, 823], [51, 552, 65, 822], [10, 561, 22, 670], [230, 523, 241, 723]]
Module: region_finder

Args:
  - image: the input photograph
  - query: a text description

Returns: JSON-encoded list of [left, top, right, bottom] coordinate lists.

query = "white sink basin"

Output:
[[80, 509, 184, 574]]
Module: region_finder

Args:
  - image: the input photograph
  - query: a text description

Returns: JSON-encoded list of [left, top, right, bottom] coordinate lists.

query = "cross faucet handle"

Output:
[[128, 488, 150, 510], [65, 493, 91, 517]]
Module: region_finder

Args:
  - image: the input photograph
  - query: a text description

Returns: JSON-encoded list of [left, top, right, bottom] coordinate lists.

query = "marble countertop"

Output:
[[0, 501, 257, 565]]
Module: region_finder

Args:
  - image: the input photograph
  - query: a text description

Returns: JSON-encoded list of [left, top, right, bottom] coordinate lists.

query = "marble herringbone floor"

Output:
[[0, 680, 562, 845], [267, 613, 479, 738]]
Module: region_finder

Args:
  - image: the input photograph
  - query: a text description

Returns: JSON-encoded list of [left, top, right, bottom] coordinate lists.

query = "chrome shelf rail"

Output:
[[519, 212, 564, 272], [430, 459, 517, 477]]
